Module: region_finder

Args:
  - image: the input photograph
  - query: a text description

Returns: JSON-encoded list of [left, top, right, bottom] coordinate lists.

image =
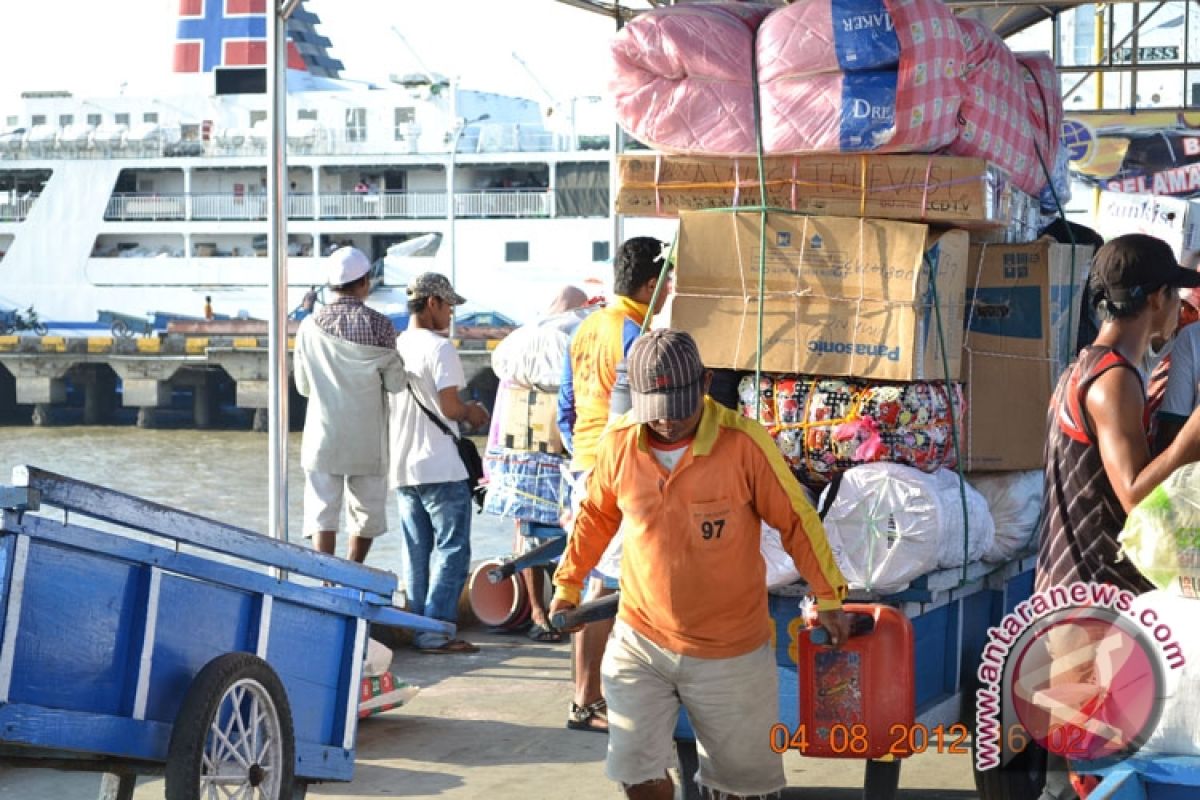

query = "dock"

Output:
[[0, 626, 982, 799], [0, 332, 499, 429]]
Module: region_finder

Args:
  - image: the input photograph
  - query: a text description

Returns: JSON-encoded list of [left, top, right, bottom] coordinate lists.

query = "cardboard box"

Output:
[[962, 238, 1093, 471], [616, 153, 1016, 230], [672, 211, 968, 382], [502, 386, 563, 454]]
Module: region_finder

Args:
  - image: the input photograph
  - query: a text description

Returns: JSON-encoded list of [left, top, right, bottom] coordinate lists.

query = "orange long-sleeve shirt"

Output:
[[553, 397, 847, 659]]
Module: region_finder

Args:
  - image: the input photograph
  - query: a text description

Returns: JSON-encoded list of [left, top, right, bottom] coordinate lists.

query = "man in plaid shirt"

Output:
[[294, 247, 405, 563]]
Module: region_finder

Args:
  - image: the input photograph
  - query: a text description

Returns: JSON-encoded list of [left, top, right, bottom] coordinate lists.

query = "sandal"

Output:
[[418, 638, 480, 654], [527, 623, 564, 643], [566, 698, 608, 733]]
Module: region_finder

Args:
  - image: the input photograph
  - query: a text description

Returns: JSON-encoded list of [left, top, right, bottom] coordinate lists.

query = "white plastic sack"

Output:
[[820, 464, 995, 595], [1131, 591, 1200, 755], [1120, 462, 1200, 596], [761, 523, 802, 589], [363, 637, 392, 678], [490, 307, 593, 390], [968, 471, 1043, 562]]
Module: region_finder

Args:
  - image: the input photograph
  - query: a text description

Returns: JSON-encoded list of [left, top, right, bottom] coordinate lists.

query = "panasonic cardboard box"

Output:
[[963, 238, 1092, 471], [671, 210, 968, 382]]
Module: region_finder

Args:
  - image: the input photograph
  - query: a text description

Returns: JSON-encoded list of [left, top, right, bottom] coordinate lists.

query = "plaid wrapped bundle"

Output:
[[737, 374, 964, 486], [949, 19, 1062, 196], [358, 673, 419, 719], [482, 449, 568, 525]]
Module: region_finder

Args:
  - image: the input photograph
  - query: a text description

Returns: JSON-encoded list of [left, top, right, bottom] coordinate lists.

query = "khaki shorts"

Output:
[[303, 471, 387, 539], [602, 620, 785, 797]]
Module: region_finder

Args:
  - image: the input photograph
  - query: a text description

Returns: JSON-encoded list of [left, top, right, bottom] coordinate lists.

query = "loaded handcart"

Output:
[[0, 465, 453, 799]]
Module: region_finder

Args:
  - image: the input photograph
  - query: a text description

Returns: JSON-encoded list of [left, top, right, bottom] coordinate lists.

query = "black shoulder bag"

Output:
[[409, 390, 487, 512]]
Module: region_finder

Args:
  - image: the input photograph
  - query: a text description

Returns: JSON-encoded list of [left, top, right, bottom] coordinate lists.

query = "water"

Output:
[[0, 425, 518, 576]]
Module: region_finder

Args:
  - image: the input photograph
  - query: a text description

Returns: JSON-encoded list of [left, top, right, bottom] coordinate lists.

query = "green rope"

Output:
[[640, 237, 677, 335], [749, 21, 770, 422], [925, 252, 970, 584]]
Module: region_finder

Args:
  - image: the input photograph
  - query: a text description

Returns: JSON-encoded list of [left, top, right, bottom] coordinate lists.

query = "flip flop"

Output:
[[527, 623, 564, 643], [566, 699, 608, 733], [418, 638, 479, 654]]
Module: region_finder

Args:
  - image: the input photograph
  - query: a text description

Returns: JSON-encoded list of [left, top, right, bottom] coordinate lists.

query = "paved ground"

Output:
[[0, 627, 983, 799]]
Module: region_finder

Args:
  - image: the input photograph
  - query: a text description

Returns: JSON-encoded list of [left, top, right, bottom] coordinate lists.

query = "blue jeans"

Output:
[[395, 480, 472, 649]]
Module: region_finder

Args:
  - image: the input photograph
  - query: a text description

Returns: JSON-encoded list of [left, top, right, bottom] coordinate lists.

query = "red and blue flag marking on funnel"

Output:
[[174, 0, 305, 73]]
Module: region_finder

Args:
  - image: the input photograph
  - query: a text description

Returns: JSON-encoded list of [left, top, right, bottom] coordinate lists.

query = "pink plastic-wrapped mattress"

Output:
[[758, 0, 964, 153], [612, 0, 965, 156], [610, 3, 773, 157], [949, 19, 1062, 195]]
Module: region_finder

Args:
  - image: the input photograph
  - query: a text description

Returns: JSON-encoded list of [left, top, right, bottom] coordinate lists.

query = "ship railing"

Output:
[[99, 190, 552, 222], [0, 193, 38, 222]]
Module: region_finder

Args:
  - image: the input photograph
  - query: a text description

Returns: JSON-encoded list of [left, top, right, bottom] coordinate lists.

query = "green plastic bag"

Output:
[[1120, 462, 1200, 596]]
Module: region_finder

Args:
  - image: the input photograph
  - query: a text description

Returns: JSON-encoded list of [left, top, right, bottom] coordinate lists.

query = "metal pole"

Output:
[[448, 122, 460, 339], [268, 3, 291, 547]]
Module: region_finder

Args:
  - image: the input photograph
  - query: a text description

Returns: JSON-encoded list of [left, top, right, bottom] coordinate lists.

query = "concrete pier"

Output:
[[0, 333, 500, 431]]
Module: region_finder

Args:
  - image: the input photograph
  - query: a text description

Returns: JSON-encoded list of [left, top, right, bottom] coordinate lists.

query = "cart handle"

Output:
[[487, 537, 567, 583], [551, 592, 619, 631]]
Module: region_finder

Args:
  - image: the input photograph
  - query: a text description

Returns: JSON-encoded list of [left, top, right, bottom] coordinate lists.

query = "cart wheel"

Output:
[[166, 652, 296, 800], [33, 323, 48, 336], [863, 758, 901, 800], [972, 742, 1048, 800], [111, 320, 132, 339], [673, 738, 702, 800]]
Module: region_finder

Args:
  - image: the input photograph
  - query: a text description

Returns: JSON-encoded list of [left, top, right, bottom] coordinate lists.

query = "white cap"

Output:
[[326, 246, 371, 287]]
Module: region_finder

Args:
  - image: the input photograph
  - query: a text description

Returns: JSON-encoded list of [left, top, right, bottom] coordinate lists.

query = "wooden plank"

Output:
[[11, 466, 395, 595], [294, 740, 354, 782], [0, 703, 170, 762], [0, 535, 30, 702], [0, 488, 39, 510], [1088, 767, 1147, 800], [12, 514, 381, 622], [99, 772, 137, 800]]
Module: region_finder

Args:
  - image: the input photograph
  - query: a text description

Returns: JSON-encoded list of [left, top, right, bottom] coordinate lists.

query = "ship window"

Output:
[[298, 109, 318, 121], [4, 116, 16, 127], [31, 115, 46, 126], [143, 112, 159, 124], [394, 107, 415, 140], [115, 113, 130, 126], [592, 241, 610, 262], [87, 114, 101, 126], [505, 242, 529, 262], [345, 108, 367, 143], [250, 111, 267, 126], [59, 114, 73, 126]]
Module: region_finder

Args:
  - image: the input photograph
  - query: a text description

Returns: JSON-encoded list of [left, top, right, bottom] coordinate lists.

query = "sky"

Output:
[[0, 0, 637, 105]]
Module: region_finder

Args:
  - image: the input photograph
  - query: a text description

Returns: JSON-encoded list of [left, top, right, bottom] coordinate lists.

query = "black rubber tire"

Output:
[[33, 323, 47, 336], [863, 758, 902, 800], [674, 738, 703, 800], [111, 320, 132, 339], [165, 652, 296, 800]]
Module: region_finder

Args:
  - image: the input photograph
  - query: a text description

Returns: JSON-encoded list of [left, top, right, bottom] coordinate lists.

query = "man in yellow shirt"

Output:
[[550, 330, 849, 799]]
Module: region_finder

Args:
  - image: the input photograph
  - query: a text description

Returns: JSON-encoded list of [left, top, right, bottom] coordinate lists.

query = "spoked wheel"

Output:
[[32, 323, 48, 336], [111, 319, 132, 339], [166, 653, 296, 800]]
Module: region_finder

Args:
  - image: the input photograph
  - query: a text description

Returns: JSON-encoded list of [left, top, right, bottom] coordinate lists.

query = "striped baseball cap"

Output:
[[627, 329, 705, 423]]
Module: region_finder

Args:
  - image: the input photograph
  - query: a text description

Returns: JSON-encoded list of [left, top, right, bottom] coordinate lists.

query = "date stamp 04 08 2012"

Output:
[[767, 721, 1092, 759]]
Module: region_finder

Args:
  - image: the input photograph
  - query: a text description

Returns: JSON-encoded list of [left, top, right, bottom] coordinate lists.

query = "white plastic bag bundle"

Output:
[[819, 464, 941, 595], [363, 637, 392, 678], [1120, 462, 1200, 596], [761, 523, 802, 589], [1130, 590, 1200, 755], [968, 471, 1043, 562], [490, 307, 593, 390], [930, 469, 995, 568]]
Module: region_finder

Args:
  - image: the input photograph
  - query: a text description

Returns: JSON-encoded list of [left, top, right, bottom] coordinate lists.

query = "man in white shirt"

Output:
[[391, 272, 490, 653]]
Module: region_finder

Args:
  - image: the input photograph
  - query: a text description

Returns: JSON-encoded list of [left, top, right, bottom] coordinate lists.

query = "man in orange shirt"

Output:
[[550, 330, 849, 799]]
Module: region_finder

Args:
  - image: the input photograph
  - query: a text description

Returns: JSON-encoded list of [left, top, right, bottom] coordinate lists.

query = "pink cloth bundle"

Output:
[[610, 3, 774, 157], [611, 0, 965, 156], [949, 19, 1062, 195]]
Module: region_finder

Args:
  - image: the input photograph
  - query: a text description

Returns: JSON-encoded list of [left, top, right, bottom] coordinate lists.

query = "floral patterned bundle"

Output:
[[737, 374, 965, 486]]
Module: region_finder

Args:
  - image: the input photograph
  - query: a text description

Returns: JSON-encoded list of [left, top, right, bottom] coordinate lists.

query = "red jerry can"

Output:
[[796, 603, 914, 759]]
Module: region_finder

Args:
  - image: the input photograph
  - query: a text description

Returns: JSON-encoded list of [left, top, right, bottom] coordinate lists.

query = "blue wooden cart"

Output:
[[0, 465, 453, 800], [1075, 756, 1200, 800]]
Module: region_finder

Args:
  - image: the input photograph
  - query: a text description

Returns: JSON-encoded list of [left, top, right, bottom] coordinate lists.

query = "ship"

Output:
[[0, 1, 674, 333]]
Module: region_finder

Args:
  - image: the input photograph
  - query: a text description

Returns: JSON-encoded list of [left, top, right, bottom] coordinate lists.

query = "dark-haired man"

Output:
[[1036, 233, 1200, 800], [556, 235, 671, 732], [390, 271, 489, 654]]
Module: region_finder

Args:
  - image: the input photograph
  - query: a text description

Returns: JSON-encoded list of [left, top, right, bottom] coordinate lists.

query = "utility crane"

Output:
[[511, 51, 576, 147]]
